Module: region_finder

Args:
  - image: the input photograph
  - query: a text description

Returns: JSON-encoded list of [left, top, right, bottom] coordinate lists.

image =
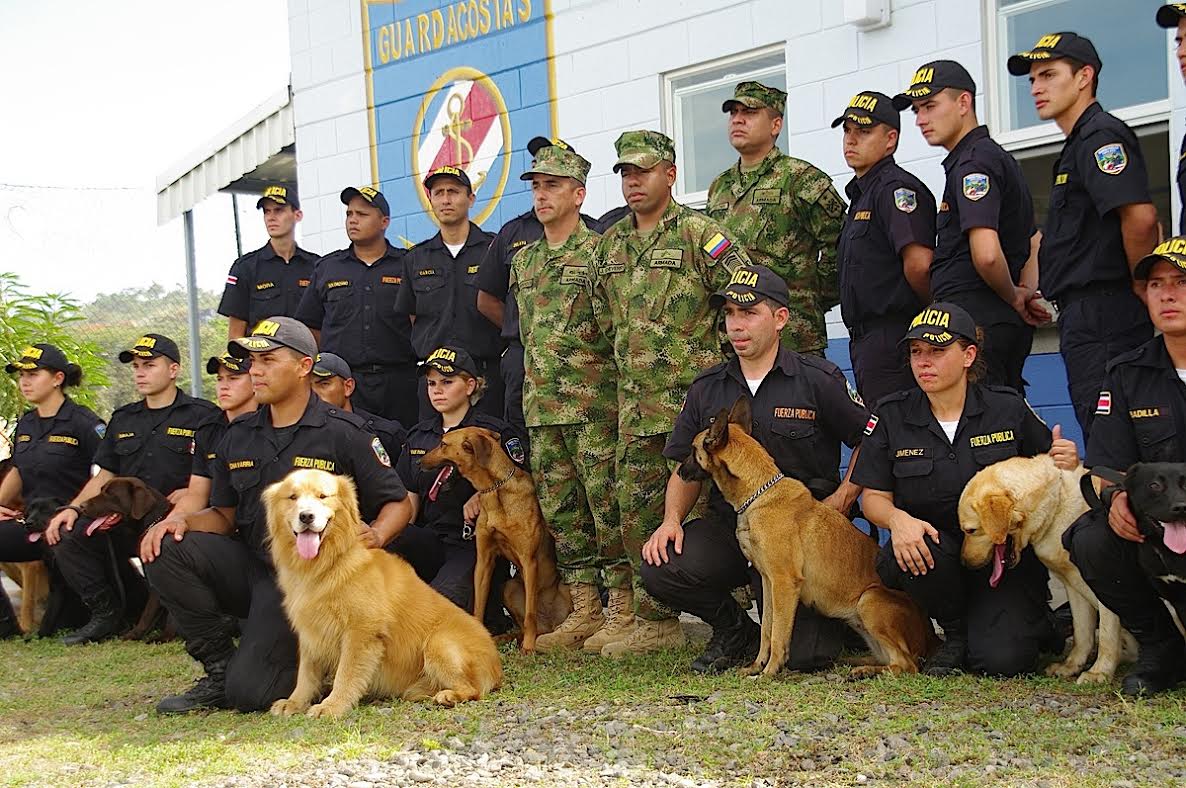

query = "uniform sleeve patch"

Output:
[[1094, 143, 1128, 175], [864, 415, 879, 436], [962, 173, 990, 201], [94, 423, 107, 439], [226, 275, 238, 285], [847, 380, 865, 407], [703, 233, 732, 259], [372, 436, 391, 467], [504, 437, 526, 465], [893, 188, 917, 213], [1095, 390, 1112, 416]]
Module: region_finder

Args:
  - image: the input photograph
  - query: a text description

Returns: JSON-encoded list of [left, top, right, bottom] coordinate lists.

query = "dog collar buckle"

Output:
[[736, 472, 785, 515], [476, 466, 517, 495]]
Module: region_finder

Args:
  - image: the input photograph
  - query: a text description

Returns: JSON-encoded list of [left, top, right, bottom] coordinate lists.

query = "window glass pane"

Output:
[[1001, 0, 1168, 130]]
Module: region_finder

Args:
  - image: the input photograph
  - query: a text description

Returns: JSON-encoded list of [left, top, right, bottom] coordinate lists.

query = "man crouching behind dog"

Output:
[[641, 265, 872, 673], [142, 317, 414, 714]]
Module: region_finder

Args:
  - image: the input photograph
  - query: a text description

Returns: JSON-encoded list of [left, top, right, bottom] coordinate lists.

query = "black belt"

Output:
[[1052, 280, 1129, 309], [848, 312, 915, 339]]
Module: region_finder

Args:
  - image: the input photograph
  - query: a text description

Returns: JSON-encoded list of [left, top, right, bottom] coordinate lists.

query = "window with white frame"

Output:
[[663, 46, 787, 205]]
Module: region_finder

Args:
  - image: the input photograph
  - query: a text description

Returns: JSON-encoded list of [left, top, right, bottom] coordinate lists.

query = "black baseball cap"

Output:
[[256, 184, 299, 210], [419, 345, 479, 377], [1158, 3, 1186, 27], [710, 265, 790, 309], [527, 136, 577, 157], [1007, 32, 1102, 76], [206, 353, 250, 375], [899, 303, 978, 347], [423, 165, 472, 191], [119, 334, 180, 363], [831, 91, 900, 131], [312, 352, 353, 380], [229, 317, 318, 360], [893, 60, 977, 111], [6, 343, 70, 374], [340, 186, 390, 217], [1134, 236, 1186, 279]]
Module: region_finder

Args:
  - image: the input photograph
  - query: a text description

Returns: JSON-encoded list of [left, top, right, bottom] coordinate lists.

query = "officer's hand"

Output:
[[1108, 490, 1144, 543], [1012, 286, 1042, 326], [463, 494, 481, 525], [890, 512, 939, 576], [1047, 424, 1079, 470], [0, 504, 22, 520], [358, 526, 383, 550], [643, 520, 684, 566], [166, 489, 188, 505], [1024, 291, 1052, 324], [45, 508, 79, 546], [141, 514, 189, 562]]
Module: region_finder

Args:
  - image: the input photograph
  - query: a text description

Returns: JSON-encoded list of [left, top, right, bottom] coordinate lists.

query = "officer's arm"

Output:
[[659, 468, 700, 530], [68, 468, 115, 507], [166, 475, 213, 517], [1118, 203, 1159, 275], [0, 466, 22, 511], [901, 243, 932, 304], [368, 496, 415, 547], [476, 291, 504, 329], [181, 505, 236, 536], [227, 317, 248, 340], [968, 228, 1024, 312]]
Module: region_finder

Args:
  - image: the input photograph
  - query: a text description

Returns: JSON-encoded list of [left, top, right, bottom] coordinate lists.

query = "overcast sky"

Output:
[[0, 0, 294, 302]]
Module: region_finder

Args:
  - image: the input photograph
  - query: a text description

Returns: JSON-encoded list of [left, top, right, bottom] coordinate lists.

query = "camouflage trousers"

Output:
[[528, 422, 631, 590], [617, 433, 680, 622]]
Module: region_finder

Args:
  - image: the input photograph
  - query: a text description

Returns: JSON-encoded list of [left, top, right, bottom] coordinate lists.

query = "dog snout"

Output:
[[677, 453, 710, 482], [299, 511, 315, 527]]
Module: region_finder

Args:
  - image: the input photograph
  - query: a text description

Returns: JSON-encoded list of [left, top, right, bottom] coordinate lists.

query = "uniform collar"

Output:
[[725, 345, 801, 386], [429, 406, 479, 436], [1068, 101, 1104, 140], [427, 222, 486, 251], [346, 241, 401, 264], [32, 396, 79, 425], [942, 125, 991, 170], [541, 221, 594, 257], [845, 155, 896, 201], [902, 383, 987, 428], [1132, 335, 1178, 373], [259, 241, 311, 263], [252, 391, 329, 432], [732, 146, 784, 178], [630, 198, 681, 234]]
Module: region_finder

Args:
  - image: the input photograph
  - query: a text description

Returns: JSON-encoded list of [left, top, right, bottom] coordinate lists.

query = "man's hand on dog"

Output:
[[1108, 490, 1144, 543], [140, 514, 189, 562], [889, 512, 939, 576], [166, 489, 188, 506], [357, 525, 383, 550], [643, 519, 685, 565], [1047, 425, 1079, 470], [44, 507, 79, 545]]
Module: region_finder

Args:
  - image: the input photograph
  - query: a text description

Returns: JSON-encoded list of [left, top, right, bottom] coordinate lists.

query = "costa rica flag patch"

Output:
[[864, 415, 879, 435], [1096, 391, 1112, 415]]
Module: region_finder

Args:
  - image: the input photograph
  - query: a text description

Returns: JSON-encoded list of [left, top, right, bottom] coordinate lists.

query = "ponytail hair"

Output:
[[61, 363, 83, 389], [467, 374, 488, 407], [956, 327, 987, 384]]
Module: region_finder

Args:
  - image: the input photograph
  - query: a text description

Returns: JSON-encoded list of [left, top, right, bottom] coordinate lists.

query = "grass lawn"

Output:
[[1, 635, 1184, 787]]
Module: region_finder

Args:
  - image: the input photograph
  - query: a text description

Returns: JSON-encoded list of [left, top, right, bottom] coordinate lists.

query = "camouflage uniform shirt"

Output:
[[511, 221, 616, 428], [706, 146, 846, 353], [590, 199, 750, 438]]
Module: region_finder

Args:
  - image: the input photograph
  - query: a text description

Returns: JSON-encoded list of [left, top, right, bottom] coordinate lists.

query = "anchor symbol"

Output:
[[440, 93, 488, 193]]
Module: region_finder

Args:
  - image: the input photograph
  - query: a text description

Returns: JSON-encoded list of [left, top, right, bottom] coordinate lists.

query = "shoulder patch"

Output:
[[94, 423, 107, 439], [504, 436, 526, 465], [703, 233, 733, 260], [962, 173, 990, 201], [864, 415, 879, 436], [893, 188, 917, 213], [847, 379, 864, 407], [372, 436, 391, 467], [1094, 143, 1128, 175], [1095, 391, 1112, 416]]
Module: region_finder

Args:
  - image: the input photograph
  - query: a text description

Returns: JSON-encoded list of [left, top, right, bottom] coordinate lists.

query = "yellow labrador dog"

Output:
[[959, 454, 1132, 683], [264, 469, 502, 718]]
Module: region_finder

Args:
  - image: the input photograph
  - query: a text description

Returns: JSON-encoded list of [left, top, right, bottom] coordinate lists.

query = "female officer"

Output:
[[390, 345, 526, 632], [853, 303, 1079, 676], [0, 344, 104, 637]]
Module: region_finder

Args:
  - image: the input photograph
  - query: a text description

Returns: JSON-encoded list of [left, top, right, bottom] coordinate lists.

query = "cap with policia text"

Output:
[[206, 353, 250, 375], [527, 136, 577, 157], [1158, 4, 1186, 26], [899, 303, 978, 347], [256, 184, 299, 210], [721, 81, 787, 116], [6, 343, 70, 374], [612, 130, 676, 173], [520, 145, 592, 184], [423, 165, 473, 191], [419, 345, 479, 377], [228, 317, 318, 360], [1007, 32, 1102, 76], [1134, 235, 1186, 279], [312, 352, 353, 379], [831, 91, 900, 131], [710, 265, 790, 309], [340, 185, 390, 217], [119, 334, 181, 364], [893, 60, 977, 110]]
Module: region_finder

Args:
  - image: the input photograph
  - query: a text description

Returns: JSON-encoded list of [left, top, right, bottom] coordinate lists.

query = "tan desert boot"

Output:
[[600, 616, 685, 658], [581, 586, 635, 654], [534, 583, 603, 652]]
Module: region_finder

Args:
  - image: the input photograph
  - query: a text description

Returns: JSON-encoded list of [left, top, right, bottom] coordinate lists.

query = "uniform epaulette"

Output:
[[326, 408, 367, 429], [110, 400, 143, 416], [872, 388, 912, 410], [1106, 339, 1157, 372], [798, 353, 843, 376], [691, 360, 730, 385], [984, 384, 1023, 397]]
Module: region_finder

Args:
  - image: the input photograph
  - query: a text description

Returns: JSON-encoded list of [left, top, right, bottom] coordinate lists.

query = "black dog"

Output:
[[1124, 462, 1186, 625]]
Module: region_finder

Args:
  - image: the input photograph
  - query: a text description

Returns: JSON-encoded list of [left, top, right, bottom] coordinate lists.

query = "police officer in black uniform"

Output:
[[143, 317, 412, 713], [46, 334, 220, 645], [296, 186, 418, 428], [833, 91, 935, 404], [396, 167, 502, 422], [0, 344, 104, 638], [1008, 33, 1157, 443], [894, 61, 1044, 392], [1066, 237, 1186, 695], [640, 265, 870, 674], [1158, 5, 1186, 233], [311, 351, 406, 459], [854, 303, 1080, 676], [218, 185, 319, 340], [475, 137, 603, 432]]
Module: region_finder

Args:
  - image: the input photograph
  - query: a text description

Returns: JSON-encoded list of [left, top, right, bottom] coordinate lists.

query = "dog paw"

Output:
[[270, 698, 309, 717], [1044, 660, 1083, 679], [1075, 670, 1112, 685], [739, 663, 764, 677], [433, 690, 461, 707], [307, 702, 348, 719], [850, 665, 884, 679]]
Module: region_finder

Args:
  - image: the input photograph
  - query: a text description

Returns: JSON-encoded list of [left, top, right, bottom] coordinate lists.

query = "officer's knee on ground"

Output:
[[969, 636, 1039, 678]]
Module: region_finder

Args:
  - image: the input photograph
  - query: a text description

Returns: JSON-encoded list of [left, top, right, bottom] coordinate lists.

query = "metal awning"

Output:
[[155, 87, 296, 225]]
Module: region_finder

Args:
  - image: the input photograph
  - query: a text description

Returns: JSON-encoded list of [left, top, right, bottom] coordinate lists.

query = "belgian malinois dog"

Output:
[[680, 397, 934, 677]]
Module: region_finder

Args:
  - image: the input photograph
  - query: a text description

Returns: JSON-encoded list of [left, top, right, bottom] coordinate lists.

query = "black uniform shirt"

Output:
[[1087, 337, 1186, 469], [852, 384, 1051, 531], [396, 223, 502, 360], [210, 393, 407, 560], [934, 126, 1036, 320], [295, 242, 415, 366], [838, 156, 936, 327], [1039, 103, 1151, 300], [191, 414, 230, 480], [664, 347, 869, 524], [218, 242, 320, 328], [353, 406, 406, 462], [93, 391, 221, 496], [10, 398, 105, 502], [1178, 133, 1186, 235], [396, 409, 527, 542]]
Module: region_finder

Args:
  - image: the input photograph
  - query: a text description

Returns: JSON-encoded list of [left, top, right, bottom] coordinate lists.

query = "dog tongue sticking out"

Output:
[[1161, 521, 1186, 554], [428, 465, 453, 502], [989, 543, 1007, 588], [85, 513, 122, 536], [296, 530, 321, 560]]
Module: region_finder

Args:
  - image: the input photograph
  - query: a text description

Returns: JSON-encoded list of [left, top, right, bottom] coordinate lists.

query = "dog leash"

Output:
[[1080, 466, 1126, 512], [476, 464, 517, 494], [735, 472, 785, 515]]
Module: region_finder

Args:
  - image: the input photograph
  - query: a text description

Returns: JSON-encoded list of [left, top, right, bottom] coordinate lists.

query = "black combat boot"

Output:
[[692, 600, 761, 674], [1122, 622, 1186, 697], [923, 620, 967, 676], [0, 594, 21, 640], [157, 654, 232, 713], [61, 590, 122, 645]]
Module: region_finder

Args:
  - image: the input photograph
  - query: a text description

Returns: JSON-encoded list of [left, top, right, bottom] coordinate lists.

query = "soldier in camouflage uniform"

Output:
[[706, 81, 847, 355], [589, 130, 750, 657], [510, 145, 633, 654]]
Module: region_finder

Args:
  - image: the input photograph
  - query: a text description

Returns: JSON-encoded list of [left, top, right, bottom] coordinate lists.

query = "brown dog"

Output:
[[421, 427, 571, 653], [264, 469, 502, 718], [1, 497, 53, 634], [680, 397, 935, 677]]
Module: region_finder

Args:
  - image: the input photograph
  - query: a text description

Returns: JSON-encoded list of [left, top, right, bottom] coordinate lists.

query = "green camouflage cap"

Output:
[[722, 81, 787, 115], [612, 130, 676, 172], [520, 144, 592, 184]]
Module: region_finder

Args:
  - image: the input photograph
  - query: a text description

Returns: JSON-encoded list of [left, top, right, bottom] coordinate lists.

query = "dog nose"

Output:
[[299, 511, 315, 526]]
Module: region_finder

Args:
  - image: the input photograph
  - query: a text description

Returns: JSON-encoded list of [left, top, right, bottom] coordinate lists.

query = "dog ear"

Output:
[[473, 432, 494, 464], [106, 479, 136, 515], [129, 481, 159, 520], [981, 491, 1016, 545], [728, 396, 752, 435], [705, 409, 731, 451]]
